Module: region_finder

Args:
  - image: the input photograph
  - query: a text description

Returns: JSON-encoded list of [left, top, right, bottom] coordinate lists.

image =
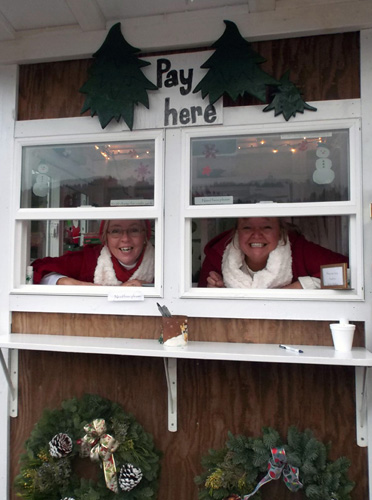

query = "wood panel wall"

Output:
[[17, 32, 360, 120], [11, 32, 367, 500]]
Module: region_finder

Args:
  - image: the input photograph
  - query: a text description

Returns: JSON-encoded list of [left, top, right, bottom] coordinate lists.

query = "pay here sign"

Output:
[[132, 51, 223, 129]]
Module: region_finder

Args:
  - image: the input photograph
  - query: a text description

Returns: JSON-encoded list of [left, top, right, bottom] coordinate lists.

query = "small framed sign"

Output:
[[320, 263, 348, 289]]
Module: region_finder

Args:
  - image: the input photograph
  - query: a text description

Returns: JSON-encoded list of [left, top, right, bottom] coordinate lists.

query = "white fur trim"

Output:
[[94, 243, 154, 285], [221, 233, 293, 289]]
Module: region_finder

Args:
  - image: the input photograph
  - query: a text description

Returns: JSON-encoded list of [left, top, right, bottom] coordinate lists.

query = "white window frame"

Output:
[[10, 118, 164, 316], [179, 117, 363, 302], [9, 100, 368, 322]]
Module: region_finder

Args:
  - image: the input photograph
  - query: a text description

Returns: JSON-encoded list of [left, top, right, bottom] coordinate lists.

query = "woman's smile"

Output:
[[237, 217, 281, 271], [107, 220, 146, 266]]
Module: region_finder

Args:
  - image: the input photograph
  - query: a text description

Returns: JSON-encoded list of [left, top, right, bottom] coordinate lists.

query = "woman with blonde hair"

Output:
[[32, 219, 154, 286], [199, 217, 348, 289]]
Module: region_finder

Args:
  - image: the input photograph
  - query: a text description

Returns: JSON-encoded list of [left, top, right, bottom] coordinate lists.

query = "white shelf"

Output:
[[1, 333, 371, 440], [1, 333, 372, 367]]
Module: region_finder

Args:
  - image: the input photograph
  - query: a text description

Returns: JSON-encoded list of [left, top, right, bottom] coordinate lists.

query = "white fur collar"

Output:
[[93, 243, 154, 285], [221, 233, 293, 289]]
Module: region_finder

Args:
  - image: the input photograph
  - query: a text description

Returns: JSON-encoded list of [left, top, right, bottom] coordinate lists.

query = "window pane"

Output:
[[192, 216, 349, 288], [191, 130, 349, 205], [21, 141, 155, 208], [25, 219, 155, 286]]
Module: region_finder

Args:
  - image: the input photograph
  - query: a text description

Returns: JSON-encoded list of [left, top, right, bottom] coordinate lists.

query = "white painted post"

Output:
[[0, 63, 18, 499]]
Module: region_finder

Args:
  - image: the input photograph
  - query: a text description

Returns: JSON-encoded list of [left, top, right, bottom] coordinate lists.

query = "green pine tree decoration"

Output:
[[193, 20, 278, 105], [80, 22, 157, 130], [263, 70, 317, 121]]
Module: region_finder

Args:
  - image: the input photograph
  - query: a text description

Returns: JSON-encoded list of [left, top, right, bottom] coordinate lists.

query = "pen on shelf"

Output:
[[156, 302, 172, 318], [156, 302, 167, 317], [162, 305, 172, 318], [279, 344, 304, 354]]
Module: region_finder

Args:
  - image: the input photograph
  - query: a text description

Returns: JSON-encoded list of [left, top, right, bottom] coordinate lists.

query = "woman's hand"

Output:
[[206, 271, 225, 288], [56, 277, 97, 286], [281, 281, 302, 289]]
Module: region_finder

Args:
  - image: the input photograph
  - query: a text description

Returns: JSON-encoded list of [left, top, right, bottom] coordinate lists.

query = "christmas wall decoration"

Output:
[[192, 21, 316, 121], [263, 71, 317, 121], [79, 23, 157, 130], [80, 20, 316, 129], [195, 426, 354, 500], [14, 394, 161, 499], [193, 20, 278, 105]]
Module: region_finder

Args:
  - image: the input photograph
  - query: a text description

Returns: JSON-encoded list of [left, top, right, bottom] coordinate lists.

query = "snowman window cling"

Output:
[[313, 143, 335, 184], [32, 163, 50, 197]]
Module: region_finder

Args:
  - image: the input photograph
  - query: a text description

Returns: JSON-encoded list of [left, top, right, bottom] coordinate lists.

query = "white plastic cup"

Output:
[[330, 324, 355, 352]]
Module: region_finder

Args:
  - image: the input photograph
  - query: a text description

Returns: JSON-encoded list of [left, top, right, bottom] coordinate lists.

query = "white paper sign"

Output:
[[108, 291, 145, 302], [110, 199, 154, 206], [194, 196, 233, 205]]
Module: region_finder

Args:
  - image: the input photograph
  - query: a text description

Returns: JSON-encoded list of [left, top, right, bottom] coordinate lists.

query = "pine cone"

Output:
[[118, 463, 143, 491], [49, 433, 73, 458]]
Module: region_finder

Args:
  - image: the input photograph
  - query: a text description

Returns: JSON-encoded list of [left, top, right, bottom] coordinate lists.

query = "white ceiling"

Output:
[[0, 0, 262, 40], [0, 0, 371, 64], [0, 0, 368, 40]]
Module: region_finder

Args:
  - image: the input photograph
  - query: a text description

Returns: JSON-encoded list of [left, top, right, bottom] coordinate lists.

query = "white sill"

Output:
[[183, 286, 362, 301], [11, 284, 161, 297]]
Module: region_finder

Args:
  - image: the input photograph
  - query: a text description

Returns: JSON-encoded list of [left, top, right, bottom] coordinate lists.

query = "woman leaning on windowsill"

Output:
[[32, 220, 154, 287], [198, 217, 348, 290]]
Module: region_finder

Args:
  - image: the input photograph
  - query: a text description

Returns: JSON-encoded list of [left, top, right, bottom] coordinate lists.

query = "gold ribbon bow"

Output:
[[82, 418, 119, 493]]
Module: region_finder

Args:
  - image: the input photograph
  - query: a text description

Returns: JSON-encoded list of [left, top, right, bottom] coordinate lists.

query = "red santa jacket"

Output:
[[198, 229, 348, 287], [32, 244, 144, 284]]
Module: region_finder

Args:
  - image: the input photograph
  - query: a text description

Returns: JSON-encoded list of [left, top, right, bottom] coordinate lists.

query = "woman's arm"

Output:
[[32, 249, 89, 284], [56, 276, 98, 286]]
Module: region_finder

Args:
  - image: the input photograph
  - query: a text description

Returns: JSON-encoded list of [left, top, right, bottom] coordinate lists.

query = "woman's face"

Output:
[[106, 220, 146, 266], [237, 217, 281, 271]]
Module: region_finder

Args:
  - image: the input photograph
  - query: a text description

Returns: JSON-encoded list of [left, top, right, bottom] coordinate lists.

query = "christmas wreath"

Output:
[[14, 394, 161, 500], [195, 426, 354, 500]]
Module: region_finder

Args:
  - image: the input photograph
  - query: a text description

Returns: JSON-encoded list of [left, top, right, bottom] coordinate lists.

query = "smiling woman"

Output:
[[32, 219, 154, 286], [198, 217, 349, 289]]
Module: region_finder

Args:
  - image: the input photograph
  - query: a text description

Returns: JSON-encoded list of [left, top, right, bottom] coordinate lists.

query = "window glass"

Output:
[[26, 219, 155, 286], [21, 140, 156, 209], [192, 215, 349, 288], [190, 130, 349, 205]]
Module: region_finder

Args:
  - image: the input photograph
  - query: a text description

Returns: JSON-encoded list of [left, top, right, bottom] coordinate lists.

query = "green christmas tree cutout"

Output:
[[263, 71, 317, 121], [193, 20, 278, 105], [80, 23, 157, 130]]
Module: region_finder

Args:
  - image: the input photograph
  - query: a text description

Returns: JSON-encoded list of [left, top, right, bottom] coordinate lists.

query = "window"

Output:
[[10, 103, 364, 319], [181, 118, 363, 300], [12, 126, 164, 298], [190, 129, 350, 205]]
